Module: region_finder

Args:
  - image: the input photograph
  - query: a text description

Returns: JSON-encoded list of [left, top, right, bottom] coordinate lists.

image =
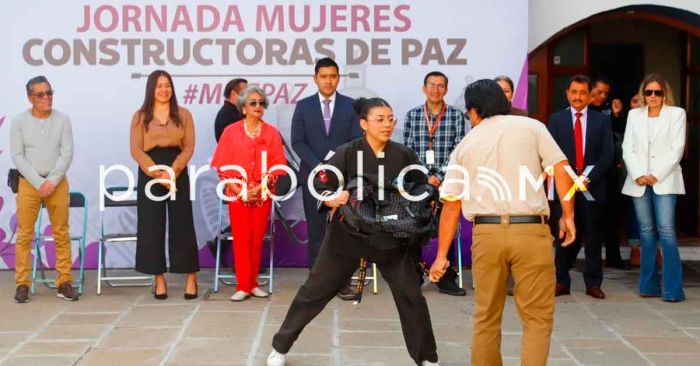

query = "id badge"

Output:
[[426, 149, 435, 165]]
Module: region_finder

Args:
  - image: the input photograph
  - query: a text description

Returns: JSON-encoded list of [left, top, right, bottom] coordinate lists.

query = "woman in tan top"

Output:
[[130, 70, 199, 300]]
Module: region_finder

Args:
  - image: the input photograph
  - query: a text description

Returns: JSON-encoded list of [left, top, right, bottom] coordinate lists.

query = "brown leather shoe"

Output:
[[336, 285, 357, 301], [585, 286, 606, 299], [57, 283, 79, 301], [14, 285, 30, 303], [555, 284, 570, 297]]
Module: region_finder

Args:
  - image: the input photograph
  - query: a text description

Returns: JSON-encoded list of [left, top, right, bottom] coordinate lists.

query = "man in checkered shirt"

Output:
[[403, 71, 468, 296]]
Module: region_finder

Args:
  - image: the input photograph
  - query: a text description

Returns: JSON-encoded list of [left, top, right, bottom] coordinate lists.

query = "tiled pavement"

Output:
[[0, 262, 698, 366]]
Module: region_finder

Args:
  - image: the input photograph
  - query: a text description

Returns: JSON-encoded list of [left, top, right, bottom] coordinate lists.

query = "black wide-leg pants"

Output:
[[135, 147, 199, 275], [272, 239, 438, 365]]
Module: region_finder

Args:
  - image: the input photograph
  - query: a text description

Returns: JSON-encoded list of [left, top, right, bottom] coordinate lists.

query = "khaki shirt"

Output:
[[441, 115, 566, 220], [130, 107, 195, 175]]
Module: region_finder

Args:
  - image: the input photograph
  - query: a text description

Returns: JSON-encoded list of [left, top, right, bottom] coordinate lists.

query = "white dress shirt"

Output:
[[318, 91, 337, 118], [570, 106, 588, 152]]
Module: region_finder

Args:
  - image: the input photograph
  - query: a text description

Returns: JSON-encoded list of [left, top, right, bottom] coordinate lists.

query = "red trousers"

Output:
[[229, 200, 272, 292]]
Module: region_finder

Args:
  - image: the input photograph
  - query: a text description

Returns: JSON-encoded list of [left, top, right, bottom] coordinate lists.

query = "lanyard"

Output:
[[424, 102, 446, 149]]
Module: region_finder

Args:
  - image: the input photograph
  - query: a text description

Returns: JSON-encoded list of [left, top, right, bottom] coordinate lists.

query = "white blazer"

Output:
[[621, 105, 686, 197]]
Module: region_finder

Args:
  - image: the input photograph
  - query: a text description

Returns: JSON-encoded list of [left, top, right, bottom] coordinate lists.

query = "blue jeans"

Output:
[[626, 197, 640, 246], [631, 187, 685, 301]]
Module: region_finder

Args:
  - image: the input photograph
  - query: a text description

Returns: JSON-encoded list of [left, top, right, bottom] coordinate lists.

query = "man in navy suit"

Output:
[[291, 58, 362, 279], [548, 75, 614, 299]]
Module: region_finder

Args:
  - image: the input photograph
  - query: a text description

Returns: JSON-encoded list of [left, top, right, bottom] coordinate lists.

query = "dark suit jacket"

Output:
[[547, 107, 614, 202], [214, 101, 242, 142], [291, 92, 362, 183]]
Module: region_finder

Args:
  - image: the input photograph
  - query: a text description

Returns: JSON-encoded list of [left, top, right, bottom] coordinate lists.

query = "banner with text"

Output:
[[0, 0, 528, 269]]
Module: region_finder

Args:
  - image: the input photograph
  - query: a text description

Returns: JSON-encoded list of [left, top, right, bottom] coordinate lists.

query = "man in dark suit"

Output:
[[214, 78, 247, 142], [589, 76, 631, 270], [548, 74, 614, 299], [291, 58, 362, 288]]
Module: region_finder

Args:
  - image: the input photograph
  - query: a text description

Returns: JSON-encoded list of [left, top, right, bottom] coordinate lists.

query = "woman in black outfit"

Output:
[[267, 98, 439, 366], [130, 70, 199, 300]]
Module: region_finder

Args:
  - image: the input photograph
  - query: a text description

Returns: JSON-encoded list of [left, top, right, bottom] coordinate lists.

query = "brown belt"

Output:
[[474, 215, 548, 225]]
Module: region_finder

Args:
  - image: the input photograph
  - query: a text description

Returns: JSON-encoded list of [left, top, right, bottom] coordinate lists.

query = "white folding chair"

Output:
[[97, 186, 153, 294], [31, 191, 88, 294], [351, 262, 378, 294]]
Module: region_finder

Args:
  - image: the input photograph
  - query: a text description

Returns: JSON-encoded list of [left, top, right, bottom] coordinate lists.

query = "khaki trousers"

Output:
[[471, 222, 555, 366], [15, 177, 73, 287]]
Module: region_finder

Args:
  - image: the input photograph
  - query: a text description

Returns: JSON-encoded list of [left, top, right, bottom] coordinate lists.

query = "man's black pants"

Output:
[[554, 195, 604, 288]]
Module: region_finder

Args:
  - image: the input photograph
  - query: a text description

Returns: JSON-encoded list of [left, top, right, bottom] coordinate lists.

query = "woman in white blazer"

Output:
[[621, 73, 686, 302]]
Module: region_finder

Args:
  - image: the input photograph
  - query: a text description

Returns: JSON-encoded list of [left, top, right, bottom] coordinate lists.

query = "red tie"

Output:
[[574, 112, 584, 173]]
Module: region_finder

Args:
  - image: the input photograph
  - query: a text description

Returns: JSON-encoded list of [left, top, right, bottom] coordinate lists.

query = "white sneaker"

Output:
[[230, 290, 250, 302], [251, 287, 269, 298], [267, 349, 286, 366], [421, 361, 439, 366]]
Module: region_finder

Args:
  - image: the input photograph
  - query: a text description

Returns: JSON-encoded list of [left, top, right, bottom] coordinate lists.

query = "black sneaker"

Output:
[[14, 285, 30, 303], [436, 268, 467, 296], [57, 283, 79, 301], [336, 285, 357, 301]]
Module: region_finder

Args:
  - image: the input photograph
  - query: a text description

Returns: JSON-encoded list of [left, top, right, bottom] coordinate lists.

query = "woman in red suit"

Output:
[[211, 86, 287, 302]]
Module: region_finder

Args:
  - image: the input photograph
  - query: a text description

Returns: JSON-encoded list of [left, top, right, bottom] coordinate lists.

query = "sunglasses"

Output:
[[247, 100, 266, 107], [32, 90, 54, 98], [643, 89, 664, 97]]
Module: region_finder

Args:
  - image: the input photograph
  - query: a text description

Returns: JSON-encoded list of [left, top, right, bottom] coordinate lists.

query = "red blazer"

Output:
[[211, 120, 287, 196]]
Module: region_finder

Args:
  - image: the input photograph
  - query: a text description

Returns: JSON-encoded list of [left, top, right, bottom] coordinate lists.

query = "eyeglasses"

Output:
[[644, 89, 664, 97], [368, 117, 396, 126], [31, 90, 54, 98], [425, 83, 446, 90], [247, 100, 266, 107]]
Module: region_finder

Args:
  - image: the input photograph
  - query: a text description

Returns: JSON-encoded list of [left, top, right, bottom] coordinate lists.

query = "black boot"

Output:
[[436, 267, 466, 296]]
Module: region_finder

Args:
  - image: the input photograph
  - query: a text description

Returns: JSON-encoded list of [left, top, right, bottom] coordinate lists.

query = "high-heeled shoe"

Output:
[[154, 282, 168, 300], [184, 283, 198, 300]]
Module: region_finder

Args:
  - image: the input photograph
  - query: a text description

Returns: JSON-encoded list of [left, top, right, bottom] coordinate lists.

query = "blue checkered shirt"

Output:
[[403, 104, 467, 180]]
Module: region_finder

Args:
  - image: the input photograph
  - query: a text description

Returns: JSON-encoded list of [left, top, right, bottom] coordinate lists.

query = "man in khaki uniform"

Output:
[[430, 80, 576, 366]]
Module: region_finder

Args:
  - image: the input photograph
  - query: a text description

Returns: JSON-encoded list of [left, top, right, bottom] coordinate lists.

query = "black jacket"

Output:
[[214, 101, 243, 142], [314, 138, 427, 257]]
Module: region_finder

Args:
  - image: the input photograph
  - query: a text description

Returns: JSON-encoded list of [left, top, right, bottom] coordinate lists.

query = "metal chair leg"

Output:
[[456, 222, 464, 289], [30, 239, 39, 295], [97, 240, 104, 295], [214, 236, 222, 293], [78, 238, 85, 294], [372, 263, 378, 294], [268, 236, 274, 294]]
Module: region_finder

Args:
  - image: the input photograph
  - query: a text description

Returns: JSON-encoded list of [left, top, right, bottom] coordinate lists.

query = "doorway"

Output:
[[527, 5, 700, 236], [590, 43, 644, 106]]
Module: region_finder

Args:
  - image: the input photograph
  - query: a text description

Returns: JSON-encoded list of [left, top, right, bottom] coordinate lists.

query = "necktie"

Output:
[[323, 99, 331, 134], [574, 112, 584, 174]]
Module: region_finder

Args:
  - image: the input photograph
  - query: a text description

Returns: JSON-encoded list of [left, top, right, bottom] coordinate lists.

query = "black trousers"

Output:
[[272, 243, 438, 365], [554, 195, 604, 287], [301, 184, 327, 267], [135, 147, 199, 275], [603, 171, 624, 264]]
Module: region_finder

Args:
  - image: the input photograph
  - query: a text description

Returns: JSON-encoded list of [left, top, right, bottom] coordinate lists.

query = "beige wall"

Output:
[[589, 19, 683, 102], [529, 0, 700, 51]]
